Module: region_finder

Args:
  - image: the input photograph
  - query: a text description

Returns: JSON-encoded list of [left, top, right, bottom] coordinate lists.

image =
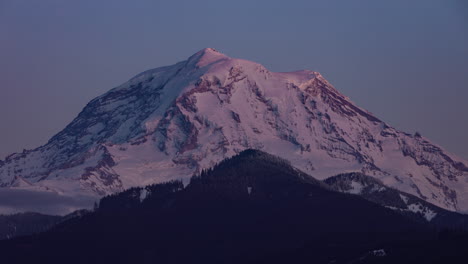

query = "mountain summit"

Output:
[[1, 48, 467, 213]]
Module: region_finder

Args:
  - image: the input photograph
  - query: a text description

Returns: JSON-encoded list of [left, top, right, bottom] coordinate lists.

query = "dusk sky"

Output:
[[1, 0, 467, 159]]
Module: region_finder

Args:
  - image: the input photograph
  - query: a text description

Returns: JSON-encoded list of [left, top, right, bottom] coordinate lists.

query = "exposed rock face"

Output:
[[1, 48, 467, 212]]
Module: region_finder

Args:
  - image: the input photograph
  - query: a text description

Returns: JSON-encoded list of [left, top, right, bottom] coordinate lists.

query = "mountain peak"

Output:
[[200, 47, 222, 54], [188, 48, 229, 68], [1, 49, 468, 214]]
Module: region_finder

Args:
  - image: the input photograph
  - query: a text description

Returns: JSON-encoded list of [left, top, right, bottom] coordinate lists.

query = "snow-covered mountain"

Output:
[[1, 48, 467, 213]]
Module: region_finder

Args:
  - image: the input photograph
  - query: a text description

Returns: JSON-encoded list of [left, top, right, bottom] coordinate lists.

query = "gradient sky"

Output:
[[0, 0, 467, 160]]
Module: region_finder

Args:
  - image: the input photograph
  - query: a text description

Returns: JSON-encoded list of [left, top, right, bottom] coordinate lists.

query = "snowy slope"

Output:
[[324, 172, 468, 226], [1, 48, 467, 213]]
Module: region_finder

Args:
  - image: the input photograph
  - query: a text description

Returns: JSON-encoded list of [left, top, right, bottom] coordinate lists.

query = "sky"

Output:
[[0, 0, 467, 160]]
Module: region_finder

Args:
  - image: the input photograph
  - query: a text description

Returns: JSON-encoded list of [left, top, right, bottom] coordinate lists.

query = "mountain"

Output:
[[4, 150, 468, 264], [324, 172, 468, 229], [1, 48, 467, 213]]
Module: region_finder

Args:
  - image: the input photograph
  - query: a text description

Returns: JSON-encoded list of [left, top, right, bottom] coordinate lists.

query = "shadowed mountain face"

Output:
[[1, 48, 467, 214], [1, 150, 467, 264]]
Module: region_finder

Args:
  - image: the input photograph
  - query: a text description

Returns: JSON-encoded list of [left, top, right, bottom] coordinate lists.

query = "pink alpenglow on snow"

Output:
[[1, 48, 468, 214]]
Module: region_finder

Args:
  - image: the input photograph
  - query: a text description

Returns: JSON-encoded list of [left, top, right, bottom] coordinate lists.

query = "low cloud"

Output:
[[0, 188, 97, 216]]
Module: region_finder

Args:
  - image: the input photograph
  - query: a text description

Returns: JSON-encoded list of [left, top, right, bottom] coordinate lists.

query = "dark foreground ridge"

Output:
[[0, 210, 90, 240], [0, 213, 61, 240], [1, 150, 467, 264]]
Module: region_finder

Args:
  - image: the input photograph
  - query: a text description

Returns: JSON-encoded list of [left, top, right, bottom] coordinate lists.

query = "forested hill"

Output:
[[1, 150, 468, 264]]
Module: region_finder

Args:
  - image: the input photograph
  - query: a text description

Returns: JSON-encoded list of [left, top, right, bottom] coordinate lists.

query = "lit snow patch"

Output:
[[139, 188, 149, 202], [346, 181, 364, 194], [371, 249, 386, 257], [369, 185, 386, 193], [399, 194, 409, 204], [384, 206, 399, 211], [408, 203, 437, 221], [386, 203, 437, 222]]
